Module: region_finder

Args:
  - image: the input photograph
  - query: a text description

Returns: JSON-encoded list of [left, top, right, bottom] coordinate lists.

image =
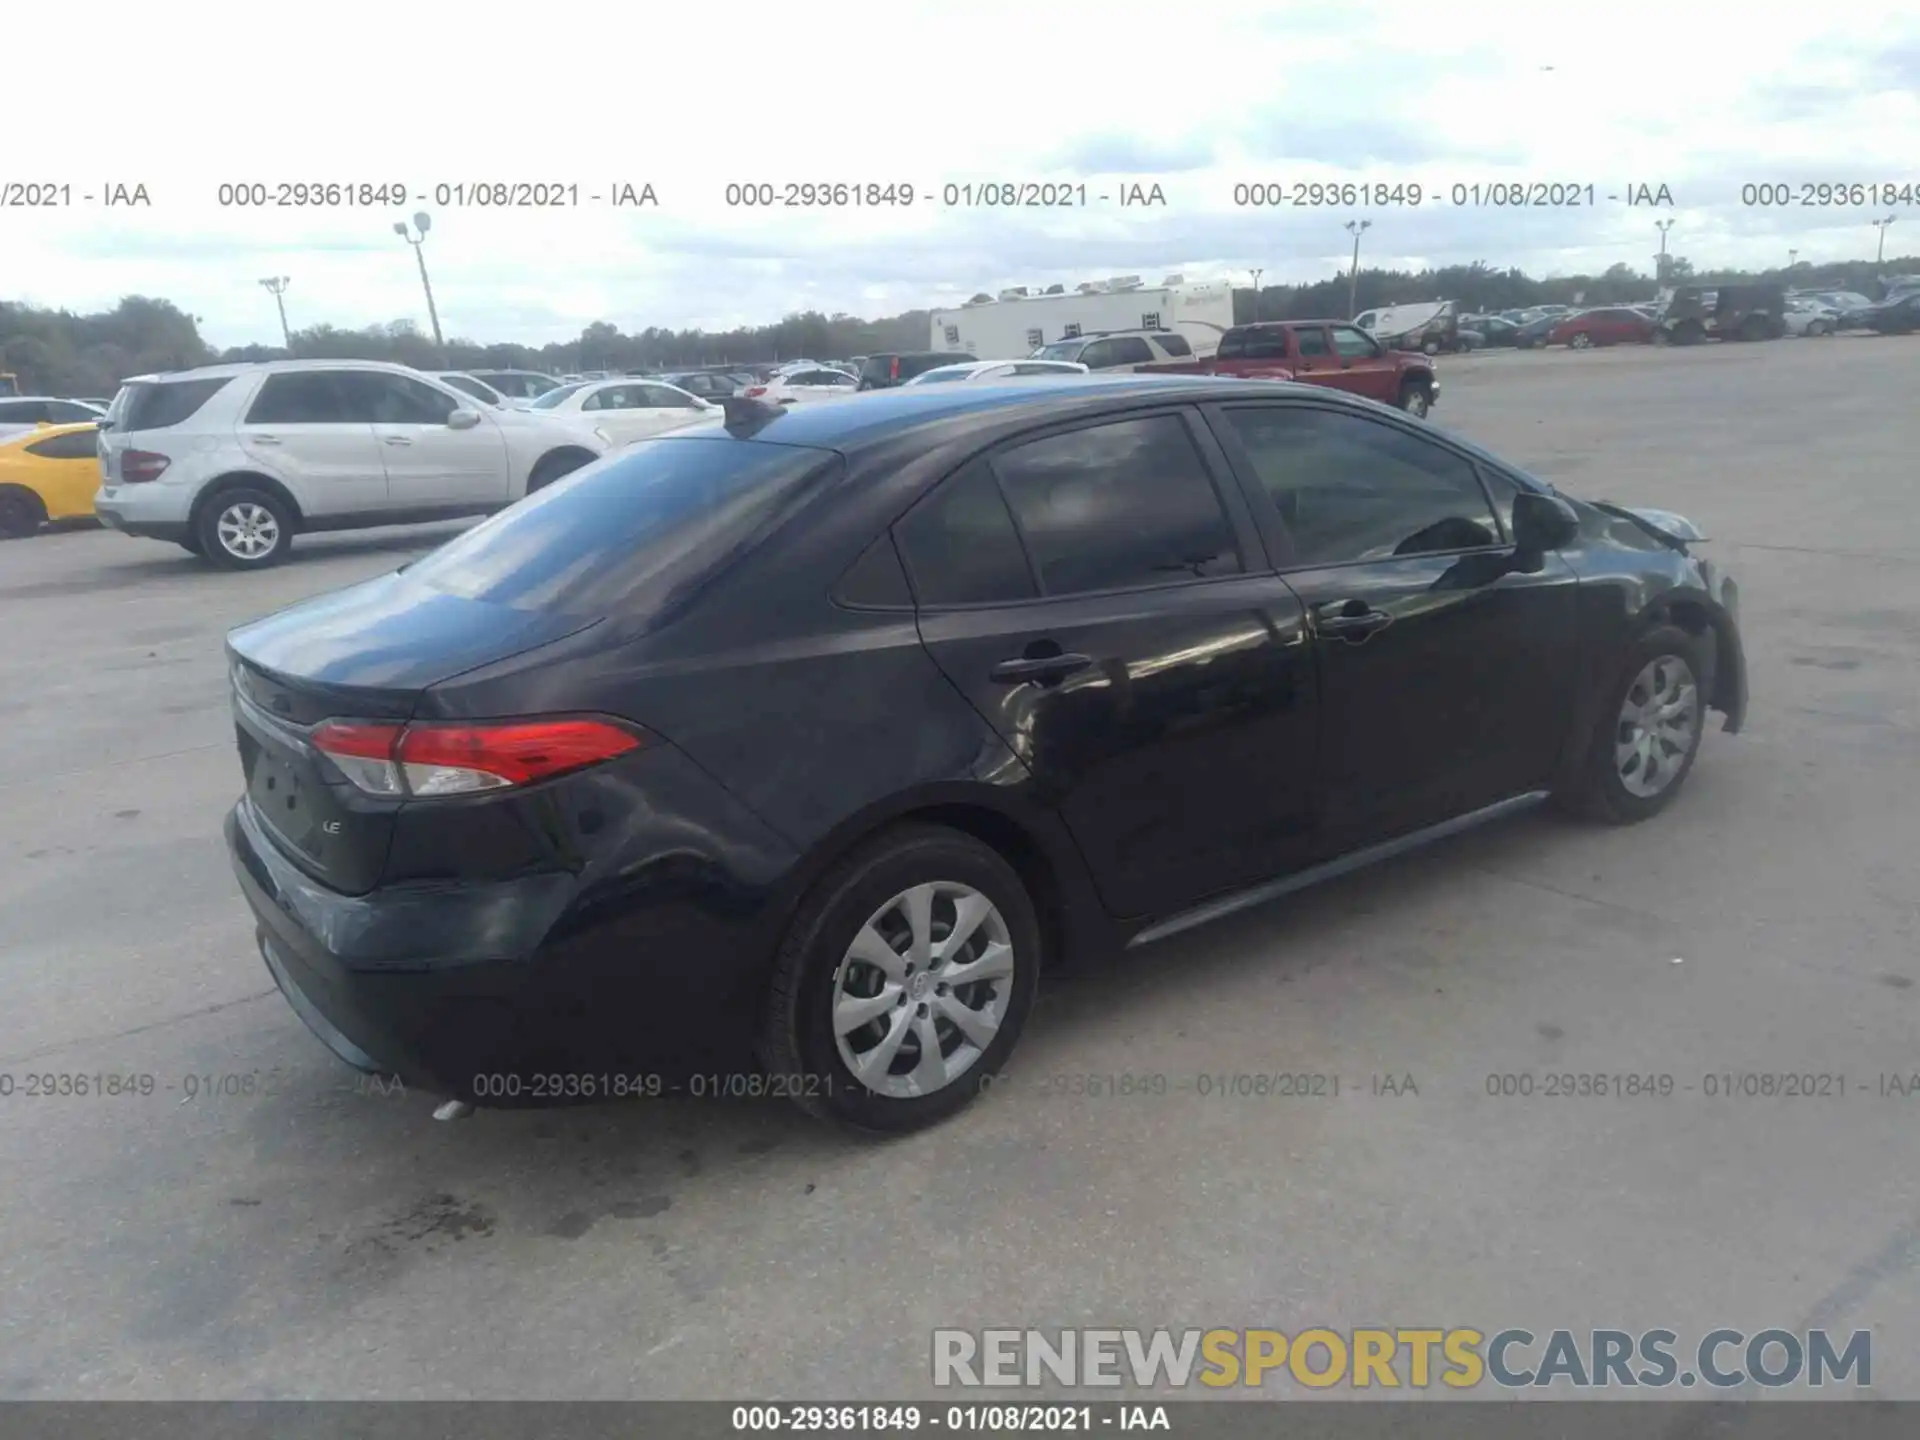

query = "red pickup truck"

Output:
[[1137, 320, 1441, 417]]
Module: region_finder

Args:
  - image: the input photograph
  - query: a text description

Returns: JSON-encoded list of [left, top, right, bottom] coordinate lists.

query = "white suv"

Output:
[[93, 361, 611, 568], [1027, 330, 1195, 371]]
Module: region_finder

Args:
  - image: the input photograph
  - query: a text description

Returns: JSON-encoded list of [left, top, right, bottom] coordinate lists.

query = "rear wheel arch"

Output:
[[527, 446, 599, 493], [190, 472, 304, 532]]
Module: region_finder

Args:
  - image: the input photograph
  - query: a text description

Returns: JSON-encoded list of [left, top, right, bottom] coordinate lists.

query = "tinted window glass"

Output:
[[25, 429, 102, 460], [1033, 342, 1084, 363], [1156, 334, 1193, 357], [1219, 407, 1500, 566], [1293, 328, 1331, 357], [993, 415, 1241, 596], [580, 385, 633, 411], [896, 460, 1038, 606], [114, 377, 231, 431], [407, 438, 841, 618], [1243, 329, 1290, 360], [46, 401, 100, 422], [0, 401, 48, 423], [1078, 340, 1117, 370], [344, 373, 458, 424], [442, 375, 501, 405], [644, 384, 701, 407], [1108, 337, 1154, 365], [245, 372, 353, 424], [1329, 326, 1377, 359], [532, 381, 590, 409], [834, 533, 913, 609], [1217, 330, 1248, 359]]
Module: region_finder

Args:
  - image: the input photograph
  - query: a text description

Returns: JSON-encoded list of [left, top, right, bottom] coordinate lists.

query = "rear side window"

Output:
[[991, 415, 1242, 596], [1107, 337, 1154, 365], [405, 437, 841, 618], [860, 356, 898, 382], [895, 460, 1038, 607], [25, 429, 102, 460], [116, 377, 231, 431], [1155, 334, 1193, 357]]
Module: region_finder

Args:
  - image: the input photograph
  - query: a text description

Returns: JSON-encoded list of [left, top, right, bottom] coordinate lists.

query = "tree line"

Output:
[[4, 252, 1913, 396]]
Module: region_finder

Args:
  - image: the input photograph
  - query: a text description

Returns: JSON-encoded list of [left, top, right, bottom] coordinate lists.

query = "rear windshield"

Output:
[[405, 437, 841, 619], [859, 356, 899, 379], [110, 377, 231, 431]]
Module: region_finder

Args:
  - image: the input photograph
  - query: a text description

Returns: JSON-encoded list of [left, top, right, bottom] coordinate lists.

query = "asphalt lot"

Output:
[[2, 338, 1918, 1401]]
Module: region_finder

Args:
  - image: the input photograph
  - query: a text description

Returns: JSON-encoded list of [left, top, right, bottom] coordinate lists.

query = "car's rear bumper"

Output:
[[95, 485, 192, 542], [226, 794, 777, 1101]]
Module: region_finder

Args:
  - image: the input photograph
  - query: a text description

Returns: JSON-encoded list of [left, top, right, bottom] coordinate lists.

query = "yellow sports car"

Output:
[[0, 422, 103, 538]]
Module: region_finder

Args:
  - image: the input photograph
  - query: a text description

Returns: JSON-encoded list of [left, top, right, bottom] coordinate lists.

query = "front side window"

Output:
[[1077, 340, 1117, 370], [894, 459, 1038, 607], [344, 373, 459, 425], [1107, 337, 1154, 366], [1293, 327, 1331, 358], [1155, 334, 1193, 357], [991, 414, 1241, 596], [1329, 326, 1379, 359], [1218, 406, 1501, 567]]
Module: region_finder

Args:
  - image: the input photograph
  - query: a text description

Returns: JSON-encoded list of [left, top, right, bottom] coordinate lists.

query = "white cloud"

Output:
[[8, 0, 1919, 347]]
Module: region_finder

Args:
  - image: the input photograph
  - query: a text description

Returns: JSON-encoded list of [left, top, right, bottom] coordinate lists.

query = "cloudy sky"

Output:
[[9, 0, 1919, 348]]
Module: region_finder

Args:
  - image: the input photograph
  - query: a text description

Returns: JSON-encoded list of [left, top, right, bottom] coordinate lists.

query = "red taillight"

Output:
[[121, 449, 169, 483], [312, 718, 642, 797], [889, 356, 900, 380], [745, 385, 768, 398]]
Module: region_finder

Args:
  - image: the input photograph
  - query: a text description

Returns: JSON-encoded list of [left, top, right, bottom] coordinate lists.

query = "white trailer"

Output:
[[930, 276, 1236, 360]]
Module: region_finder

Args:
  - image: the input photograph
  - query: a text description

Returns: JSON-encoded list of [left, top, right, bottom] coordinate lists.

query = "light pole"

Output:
[[393, 212, 445, 353], [1344, 219, 1370, 317], [1249, 268, 1263, 323], [1787, 248, 1798, 271], [258, 276, 292, 351], [1655, 218, 1674, 283], [1872, 215, 1897, 267]]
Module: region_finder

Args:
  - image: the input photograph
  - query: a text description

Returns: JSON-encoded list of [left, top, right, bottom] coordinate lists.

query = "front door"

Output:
[[1326, 325, 1402, 403], [896, 410, 1320, 920], [347, 371, 510, 510], [1206, 400, 1580, 851]]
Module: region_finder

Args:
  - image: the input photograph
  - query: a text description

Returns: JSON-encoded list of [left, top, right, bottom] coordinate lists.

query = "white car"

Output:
[[93, 359, 613, 569], [743, 367, 861, 405], [526, 376, 720, 445], [466, 369, 564, 403], [0, 395, 107, 425], [1783, 297, 1840, 337], [432, 371, 518, 408], [903, 359, 1092, 384]]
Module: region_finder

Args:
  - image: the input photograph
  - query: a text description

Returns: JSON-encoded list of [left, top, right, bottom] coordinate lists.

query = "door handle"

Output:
[[1313, 601, 1393, 641], [990, 653, 1093, 685], [249, 435, 281, 445], [381, 436, 413, 446]]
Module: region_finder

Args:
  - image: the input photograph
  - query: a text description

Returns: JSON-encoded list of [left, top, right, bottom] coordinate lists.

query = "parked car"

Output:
[[468, 370, 564, 403], [527, 377, 720, 444], [903, 360, 1092, 384], [1782, 298, 1840, 337], [431, 372, 514, 408], [222, 376, 1747, 1131], [747, 368, 862, 405], [1512, 314, 1561, 350], [92, 361, 611, 569], [1461, 315, 1524, 347], [0, 395, 107, 426], [1845, 291, 1920, 335], [1028, 332, 1195, 372], [0, 421, 101, 538], [659, 371, 742, 402], [1656, 285, 1786, 344], [1136, 320, 1441, 417], [857, 352, 979, 390], [1548, 307, 1659, 349], [1351, 301, 1462, 354]]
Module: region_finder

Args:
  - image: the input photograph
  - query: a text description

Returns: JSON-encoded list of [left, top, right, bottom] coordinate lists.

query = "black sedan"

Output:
[[1842, 293, 1920, 335], [224, 378, 1747, 1132], [1512, 314, 1561, 349]]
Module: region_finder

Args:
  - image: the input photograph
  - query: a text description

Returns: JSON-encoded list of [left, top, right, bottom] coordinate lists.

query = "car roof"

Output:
[[700, 374, 1403, 452], [0, 395, 100, 404], [119, 358, 437, 385]]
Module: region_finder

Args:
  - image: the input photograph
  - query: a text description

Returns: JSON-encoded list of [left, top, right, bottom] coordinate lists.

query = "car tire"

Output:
[[0, 485, 47, 540], [1568, 331, 1594, 349], [759, 822, 1043, 1134], [196, 487, 294, 569], [1559, 623, 1710, 825], [527, 449, 592, 494], [1421, 339, 1441, 355], [1396, 380, 1432, 419]]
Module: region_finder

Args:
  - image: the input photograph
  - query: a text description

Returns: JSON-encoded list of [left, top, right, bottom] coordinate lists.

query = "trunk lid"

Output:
[[226, 571, 600, 894]]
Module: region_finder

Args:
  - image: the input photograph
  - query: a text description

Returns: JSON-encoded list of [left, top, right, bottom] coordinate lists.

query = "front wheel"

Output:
[[1397, 380, 1432, 419], [759, 823, 1042, 1133], [1559, 624, 1709, 824], [1568, 331, 1594, 350], [197, 488, 294, 569]]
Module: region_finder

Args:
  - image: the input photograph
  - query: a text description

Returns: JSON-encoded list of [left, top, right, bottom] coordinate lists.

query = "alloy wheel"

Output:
[[831, 881, 1015, 1099], [215, 502, 280, 561], [1615, 655, 1699, 798]]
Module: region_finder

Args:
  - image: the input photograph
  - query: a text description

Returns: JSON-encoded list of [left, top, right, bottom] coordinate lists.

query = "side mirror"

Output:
[[1512, 490, 1580, 557], [446, 408, 482, 430]]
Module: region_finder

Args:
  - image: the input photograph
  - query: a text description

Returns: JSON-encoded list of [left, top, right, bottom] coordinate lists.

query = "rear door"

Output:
[[1207, 400, 1579, 851], [898, 408, 1321, 919], [1327, 325, 1401, 402], [236, 373, 388, 517], [350, 371, 509, 508]]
